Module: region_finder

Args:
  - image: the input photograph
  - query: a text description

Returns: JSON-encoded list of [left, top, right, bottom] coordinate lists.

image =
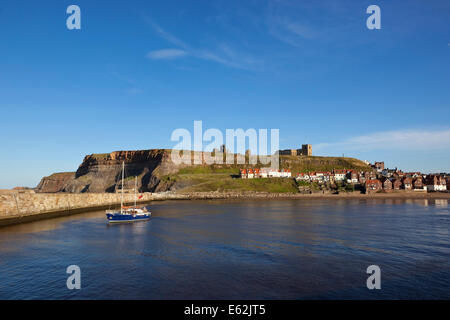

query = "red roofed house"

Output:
[[333, 170, 346, 182], [392, 179, 402, 190], [260, 168, 269, 178], [413, 177, 425, 190], [365, 179, 382, 194], [347, 171, 359, 184], [382, 178, 392, 191], [402, 177, 413, 190]]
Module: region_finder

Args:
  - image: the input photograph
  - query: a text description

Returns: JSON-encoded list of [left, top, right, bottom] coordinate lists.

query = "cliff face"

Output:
[[57, 149, 189, 193], [36, 172, 75, 193], [36, 149, 373, 194]]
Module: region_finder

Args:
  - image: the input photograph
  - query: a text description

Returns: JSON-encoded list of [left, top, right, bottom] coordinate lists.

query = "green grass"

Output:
[[181, 177, 299, 193], [158, 154, 373, 194], [161, 169, 298, 193], [280, 155, 371, 173], [177, 166, 240, 175], [295, 180, 311, 187]]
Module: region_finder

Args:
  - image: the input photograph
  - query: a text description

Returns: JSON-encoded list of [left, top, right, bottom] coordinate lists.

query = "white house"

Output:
[[425, 176, 447, 191], [268, 169, 280, 178], [280, 169, 291, 178], [260, 168, 269, 178], [333, 171, 346, 181], [296, 173, 310, 181]]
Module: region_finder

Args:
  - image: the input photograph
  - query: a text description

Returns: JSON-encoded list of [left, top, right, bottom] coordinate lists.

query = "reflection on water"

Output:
[[435, 199, 449, 207], [0, 199, 449, 299]]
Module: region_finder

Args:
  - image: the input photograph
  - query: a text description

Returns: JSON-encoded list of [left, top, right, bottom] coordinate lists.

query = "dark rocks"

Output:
[[37, 149, 185, 193], [35, 172, 75, 193]]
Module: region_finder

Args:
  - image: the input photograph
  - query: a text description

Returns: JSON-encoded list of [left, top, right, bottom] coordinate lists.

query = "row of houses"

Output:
[[240, 166, 449, 193], [240, 168, 292, 179], [296, 170, 377, 184], [365, 175, 448, 193], [381, 168, 423, 179]]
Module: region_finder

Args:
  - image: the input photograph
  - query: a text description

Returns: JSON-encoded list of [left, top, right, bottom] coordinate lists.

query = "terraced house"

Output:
[[425, 175, 447, 191], [365, 179, 382, 193], [402, 177, 413, 190]]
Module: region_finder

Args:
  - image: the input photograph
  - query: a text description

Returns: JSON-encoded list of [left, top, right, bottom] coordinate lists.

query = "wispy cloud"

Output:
[[265, 1, 320, 47], [267, 20, 318, 47], [143, 16, 261, 70], [147, 49, 188, 60], [146, 19, 188, 48], [265, 0, 363, 48], [315, 129, 450, 152], [110, 70, 143, 94], [283, 22, 318, 39]]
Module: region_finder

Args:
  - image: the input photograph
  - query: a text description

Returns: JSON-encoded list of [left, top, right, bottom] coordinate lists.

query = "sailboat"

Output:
[[106, 161, 151, 223]]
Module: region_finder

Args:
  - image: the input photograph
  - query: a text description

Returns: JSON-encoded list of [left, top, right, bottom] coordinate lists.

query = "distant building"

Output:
[[382, 178, 392, 191], [333, 170, 346, 181], [372, 162, 385, 172], [278, 149, 297, 156], [267, 169, 278, 178], [296, 173, 310, 181], [298, 144, 312, 156], [365, 179, 382, 193], [425, 175, 447, 191], [309, 172, 319, 181], [260, 168, 269, 178], [281, 169, 292, 178], [278, 144, 312, 156], [413, 177, 424, 190], [347, 171, 359, 184], [402, 177, 413, 190], [392, 179, 402, 190]]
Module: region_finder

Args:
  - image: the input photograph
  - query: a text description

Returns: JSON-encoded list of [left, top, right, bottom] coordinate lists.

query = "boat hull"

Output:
[[106, 212, 151, 223]]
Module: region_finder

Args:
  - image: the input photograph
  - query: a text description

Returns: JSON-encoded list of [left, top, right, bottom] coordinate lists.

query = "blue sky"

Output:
[[0, 0, 449, 188]]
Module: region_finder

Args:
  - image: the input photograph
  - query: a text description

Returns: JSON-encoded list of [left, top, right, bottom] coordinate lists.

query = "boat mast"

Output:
[[134, 176, 137, 209], [121, 161, 124, 214]]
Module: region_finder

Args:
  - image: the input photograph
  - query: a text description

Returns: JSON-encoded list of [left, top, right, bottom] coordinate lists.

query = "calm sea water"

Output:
[[0, 198, 449, 299]]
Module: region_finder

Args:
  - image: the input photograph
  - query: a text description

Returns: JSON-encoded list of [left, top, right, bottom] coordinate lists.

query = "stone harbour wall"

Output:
[[0, 191, 157, 227]]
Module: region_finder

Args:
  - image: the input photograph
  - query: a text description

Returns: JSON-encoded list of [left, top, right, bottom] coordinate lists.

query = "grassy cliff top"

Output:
[[280, 155, 371, 173], [170, 155, 371, 174], [158, 155, 372, 193]]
